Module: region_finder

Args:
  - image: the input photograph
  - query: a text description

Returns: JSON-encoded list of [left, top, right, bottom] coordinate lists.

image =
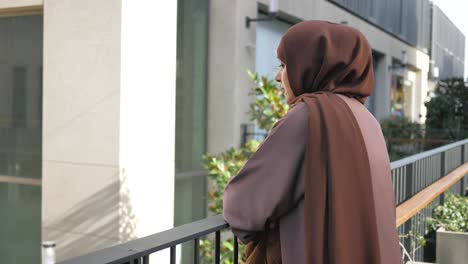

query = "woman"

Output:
[[223, 20, 402, 263]]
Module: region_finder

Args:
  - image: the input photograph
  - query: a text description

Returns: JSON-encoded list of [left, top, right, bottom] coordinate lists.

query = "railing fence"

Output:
[[60, 139, 468, 264]]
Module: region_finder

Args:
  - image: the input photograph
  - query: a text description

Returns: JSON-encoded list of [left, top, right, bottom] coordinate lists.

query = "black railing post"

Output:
[[194, 239, 200, 264], [170, 246, 175, 264], [234, 236, 239, 264], [215, 231, 221, 264], [461, 145, 465, 196], [440, 152, 446, 204], [403, 163, 414, 252], [405, 163, 414, 202], [241, 124, 248, 147]]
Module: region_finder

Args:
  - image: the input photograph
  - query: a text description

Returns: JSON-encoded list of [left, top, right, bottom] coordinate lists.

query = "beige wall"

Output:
[[207, 0, 257, 154], [42, 0, 177, 262], [42, 0, 121, 261]]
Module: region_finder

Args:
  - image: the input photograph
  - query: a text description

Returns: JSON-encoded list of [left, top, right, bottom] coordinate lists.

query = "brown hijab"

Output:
[[276, 20, 381, 263]]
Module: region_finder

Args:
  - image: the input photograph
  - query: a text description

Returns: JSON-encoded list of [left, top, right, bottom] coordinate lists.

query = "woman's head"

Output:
[[276, 20, 374, 105]]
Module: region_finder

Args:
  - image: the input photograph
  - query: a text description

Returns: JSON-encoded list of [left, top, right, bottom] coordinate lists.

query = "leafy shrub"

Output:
[[427, 191, 468, 233], [380, 116, 424, 161], [425, 78, 468, 141]]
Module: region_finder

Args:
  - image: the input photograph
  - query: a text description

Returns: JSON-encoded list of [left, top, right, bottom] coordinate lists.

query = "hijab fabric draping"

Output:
[[276, 20, 383, 263]]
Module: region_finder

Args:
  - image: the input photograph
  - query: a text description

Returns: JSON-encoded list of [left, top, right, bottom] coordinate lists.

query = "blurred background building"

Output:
[[0, 0, 464, 263]]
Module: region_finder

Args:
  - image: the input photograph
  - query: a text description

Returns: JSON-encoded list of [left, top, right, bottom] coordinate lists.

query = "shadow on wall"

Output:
[[43, 169, 137, 262]]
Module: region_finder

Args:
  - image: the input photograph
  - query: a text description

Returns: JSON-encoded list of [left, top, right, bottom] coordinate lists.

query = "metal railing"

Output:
[[391, 139, 467, 262], [60, 139, 468, 264]]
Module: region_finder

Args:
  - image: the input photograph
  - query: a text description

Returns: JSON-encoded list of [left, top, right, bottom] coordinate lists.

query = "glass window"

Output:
[[174, 0, 209, 225], [174, 1, 209, 262], [0, 15, 43, 263], [390, 76, 406, 117]]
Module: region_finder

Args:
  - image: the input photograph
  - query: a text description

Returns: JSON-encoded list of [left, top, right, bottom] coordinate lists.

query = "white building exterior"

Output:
[[0, 0, 464, 263]]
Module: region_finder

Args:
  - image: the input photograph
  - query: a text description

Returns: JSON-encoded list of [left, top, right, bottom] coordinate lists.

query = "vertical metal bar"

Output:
[[423, 158, 429, 188], [194, 238, 200, 264], [400, 168, 404, 201], [461, 145, 465, 195], [405, 163, 413, 202], [170, 246, 175, 264], [215, 231, 221, 264], [440, 152, 446, 204], [233, 236, 239, 264], [133, 257, 141, 264], [396, 169, 400, 203], [143, 255, 149, 264], [241, 124, 247, 147]]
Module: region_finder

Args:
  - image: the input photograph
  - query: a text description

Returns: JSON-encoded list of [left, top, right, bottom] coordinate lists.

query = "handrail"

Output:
[[391, 138, 468, 169], [395, 162, 468, 227], [60, 216, 228, 264]]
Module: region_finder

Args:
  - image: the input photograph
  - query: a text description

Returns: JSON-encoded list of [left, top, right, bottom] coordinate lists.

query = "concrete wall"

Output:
[[207, 0, 257, 154], [41, 0, 177, 262], [437, 229, 468, 264], [431, 5, 466, 79], [42, 0, 122, 260]]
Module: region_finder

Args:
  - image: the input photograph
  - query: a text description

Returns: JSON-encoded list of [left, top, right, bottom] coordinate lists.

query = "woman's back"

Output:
[[224, 94, 401, 263]]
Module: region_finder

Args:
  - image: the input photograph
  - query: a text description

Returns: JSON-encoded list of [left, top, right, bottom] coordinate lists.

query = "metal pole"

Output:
[[461, 145, 465, 195], [440, 152, 446, 204]]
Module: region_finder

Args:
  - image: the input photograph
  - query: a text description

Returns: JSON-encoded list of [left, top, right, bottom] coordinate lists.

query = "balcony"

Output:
[[59, 139, 468, 264]]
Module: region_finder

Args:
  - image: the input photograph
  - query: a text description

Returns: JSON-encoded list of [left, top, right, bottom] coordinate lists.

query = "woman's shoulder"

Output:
[[287, 101, 308, 117], [272, 101, 308, 131]]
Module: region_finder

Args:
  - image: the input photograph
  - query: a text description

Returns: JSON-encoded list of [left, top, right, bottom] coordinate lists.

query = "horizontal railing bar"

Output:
[[390, 138, 468, 170], [59, 215, 228, 264], [396, 162, 468, 227]]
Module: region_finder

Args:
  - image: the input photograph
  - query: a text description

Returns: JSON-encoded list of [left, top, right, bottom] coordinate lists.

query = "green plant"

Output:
[[380, 117, 424, 161], [398, 230, 427, 263], [427, 191, 468, 233], [200, 238, 239, 264], [381, 117, 423, 139], [247, 70, 289, 130], [425, 78, 468, 141], [204, 140, 260, 215], [199, 71, 287, 263]]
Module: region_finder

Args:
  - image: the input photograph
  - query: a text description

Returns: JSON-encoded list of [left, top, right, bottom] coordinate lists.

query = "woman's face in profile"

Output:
[[275, 59, 295, 102]]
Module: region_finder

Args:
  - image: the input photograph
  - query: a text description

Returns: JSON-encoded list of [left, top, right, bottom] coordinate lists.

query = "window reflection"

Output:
[[0, 15, 43, 263]]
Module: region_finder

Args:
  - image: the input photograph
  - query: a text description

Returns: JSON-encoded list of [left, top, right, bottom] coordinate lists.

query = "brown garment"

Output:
[[244, 224, 281, 264], [223, 98, 401, 263], [223, 20, 402, 264]]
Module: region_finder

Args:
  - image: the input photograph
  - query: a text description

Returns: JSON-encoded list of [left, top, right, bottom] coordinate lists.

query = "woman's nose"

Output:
[[275, 70, 281, 82]]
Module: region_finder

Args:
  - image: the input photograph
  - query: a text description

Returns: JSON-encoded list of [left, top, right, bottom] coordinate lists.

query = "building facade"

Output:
[[430, 4, 465, 80], [0, 0, 464, 263]]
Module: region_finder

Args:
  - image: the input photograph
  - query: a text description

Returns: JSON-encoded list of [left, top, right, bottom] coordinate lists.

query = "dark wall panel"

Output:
[[329, 0, 431, 52]]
